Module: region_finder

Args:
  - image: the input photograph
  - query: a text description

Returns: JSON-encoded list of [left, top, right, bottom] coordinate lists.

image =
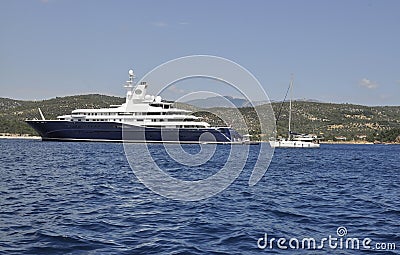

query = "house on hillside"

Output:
[[334, 136, 347, 141]]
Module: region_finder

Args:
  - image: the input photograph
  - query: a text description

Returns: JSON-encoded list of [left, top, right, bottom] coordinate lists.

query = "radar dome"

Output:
[[128, 70, 134, 76]]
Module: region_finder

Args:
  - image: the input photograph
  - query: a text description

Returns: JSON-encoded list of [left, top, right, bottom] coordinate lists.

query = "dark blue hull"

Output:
[[26, 120, 242, 143]]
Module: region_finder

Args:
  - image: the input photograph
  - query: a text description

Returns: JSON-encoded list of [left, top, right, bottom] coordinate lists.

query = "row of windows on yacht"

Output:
[[64, 118, 207, 128], [72, 112, 187, 116], [65, 118, 197, 122], [146, 125, 208, 128]]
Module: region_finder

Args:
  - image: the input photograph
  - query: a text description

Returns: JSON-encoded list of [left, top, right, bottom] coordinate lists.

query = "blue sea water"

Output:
[[0, 139, 399, 254]]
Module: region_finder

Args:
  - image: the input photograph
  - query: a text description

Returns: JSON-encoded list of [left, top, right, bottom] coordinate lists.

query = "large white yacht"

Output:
[[26, 70, 243, 143]]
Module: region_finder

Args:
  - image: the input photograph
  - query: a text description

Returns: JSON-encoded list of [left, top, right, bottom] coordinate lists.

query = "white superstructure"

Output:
[[57, 70, 210, 129]]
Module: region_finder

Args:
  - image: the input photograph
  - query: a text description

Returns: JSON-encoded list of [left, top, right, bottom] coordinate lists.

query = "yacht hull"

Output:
[[26, 120, 240, 143], [269, 140, 320, 148]]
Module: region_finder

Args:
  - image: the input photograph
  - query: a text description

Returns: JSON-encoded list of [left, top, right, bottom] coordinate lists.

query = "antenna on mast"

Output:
[[124, 69, 136, 102], [125, 69, 135, 88]]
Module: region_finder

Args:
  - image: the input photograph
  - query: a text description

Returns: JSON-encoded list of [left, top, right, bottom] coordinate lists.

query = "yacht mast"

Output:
[[288, 75, 293, 140]]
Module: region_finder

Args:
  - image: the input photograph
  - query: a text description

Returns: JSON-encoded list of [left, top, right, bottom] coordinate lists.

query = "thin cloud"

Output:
[[379, 94, 391, 100], [359, 78, 378, 89], [152, 21, 189, 28], [167, 85, 185, 94], [152, 22, 168, 28]]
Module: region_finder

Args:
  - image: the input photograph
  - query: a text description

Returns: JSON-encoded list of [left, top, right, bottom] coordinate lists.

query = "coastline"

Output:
[[0, 134, 41, 140], [320, 141, 399, 145], [320, 141, 374, 145], [1, 135, 399, 144]]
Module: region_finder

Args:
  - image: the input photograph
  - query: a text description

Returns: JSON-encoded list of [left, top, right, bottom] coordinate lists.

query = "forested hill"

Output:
[[0, 95, 399, 142]]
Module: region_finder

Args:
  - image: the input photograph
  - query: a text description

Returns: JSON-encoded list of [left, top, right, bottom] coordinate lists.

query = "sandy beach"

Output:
[[0, 135, 41, 140]]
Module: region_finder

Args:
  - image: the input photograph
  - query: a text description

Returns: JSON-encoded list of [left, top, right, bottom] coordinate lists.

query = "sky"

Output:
[[0, 0, 399, 105]]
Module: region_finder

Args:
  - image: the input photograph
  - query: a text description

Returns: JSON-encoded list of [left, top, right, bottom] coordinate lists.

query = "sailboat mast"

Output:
[[288, 76, 293, 140]]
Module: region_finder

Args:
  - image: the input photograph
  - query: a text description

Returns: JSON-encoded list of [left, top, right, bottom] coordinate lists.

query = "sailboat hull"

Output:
[[269, 140, 320, 148]]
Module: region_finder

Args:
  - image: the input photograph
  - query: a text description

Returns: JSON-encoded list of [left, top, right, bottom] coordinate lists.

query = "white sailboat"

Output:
[[270, 77, 320, 148]]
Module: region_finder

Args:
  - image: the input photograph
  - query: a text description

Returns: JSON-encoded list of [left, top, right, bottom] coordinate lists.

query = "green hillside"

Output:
[[0, 95, 399, 142]]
